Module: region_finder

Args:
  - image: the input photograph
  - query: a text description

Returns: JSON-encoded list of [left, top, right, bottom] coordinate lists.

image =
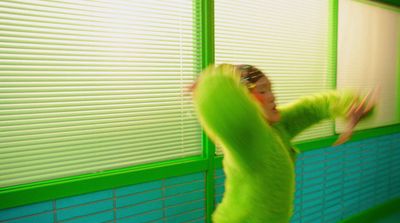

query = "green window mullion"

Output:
[[330, 0, 339, 137], [198, 0, 216, 222]]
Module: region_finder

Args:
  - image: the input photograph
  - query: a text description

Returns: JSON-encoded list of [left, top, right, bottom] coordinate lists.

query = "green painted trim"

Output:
[[330, 0, 339, 134], [330, 0, 339, 90], [199, 0, 215, 222], [201, 0, 215, 69], [340, 197, 400, 223], [0, 156, 208, 210]]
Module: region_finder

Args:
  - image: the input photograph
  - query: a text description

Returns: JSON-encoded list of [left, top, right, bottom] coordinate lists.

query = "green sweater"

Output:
[[193, 64, 357, 223]]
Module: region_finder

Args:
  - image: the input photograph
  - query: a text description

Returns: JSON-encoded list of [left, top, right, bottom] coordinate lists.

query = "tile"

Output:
[[165, 209, 204, 223], [116, 200, 162, 219], [322, 213, 341, 223], [214, 176, 225, 185], [302, 154, 324, 164], [165, 200, 204, 217], [165, 173, 204, 187], [215, 169, 225, 177], [215, 185, 225, 196], [116, 190, 162, 208], [325, 159, 343, 171], [57, 200, 113, 221], [303, 149, 325, 157], [303, 177, 325, 190], [57, 190, 113, 209], [324, 199, 341, 211], [4, 212, 53, 223], [186, 218, 205, 223], [116, 181, 162, 197], [165, 181, 204, 197], [0, 202, 52, 221], [302, 170, 324, 181], [62, 211, 113, 223], [302, 213, 323, 223], [302, 201, 323, 215], [343, 208, 360, 219], [302, 190, 324, 203], [325, 176, 342, 187], [117, 210, 163, 223], [303, 161, 325, 173], [295, 165, 303, 175], [165, 191, 204, 207], [215, 195, 223, 205], [342, 196, 360, 206]]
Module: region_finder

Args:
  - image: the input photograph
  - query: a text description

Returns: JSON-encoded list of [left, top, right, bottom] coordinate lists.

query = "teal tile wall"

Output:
[[215, 133, 400, 223], [0, 173, 205, 223], [2, 133, 399, 223]]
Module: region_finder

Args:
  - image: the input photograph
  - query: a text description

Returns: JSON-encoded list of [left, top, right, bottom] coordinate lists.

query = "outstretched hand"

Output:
[[333, 88, 379, 146]]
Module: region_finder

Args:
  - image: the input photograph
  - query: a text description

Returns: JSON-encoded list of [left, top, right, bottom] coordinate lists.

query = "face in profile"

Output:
[[250, 76, 281, 123], [237, 64, 280, 123]]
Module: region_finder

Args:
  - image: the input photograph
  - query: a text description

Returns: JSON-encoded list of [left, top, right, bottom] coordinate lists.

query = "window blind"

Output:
[[0, 0, 202, 187], [214, 0, 335, 150], [336, 0, 400, 132]]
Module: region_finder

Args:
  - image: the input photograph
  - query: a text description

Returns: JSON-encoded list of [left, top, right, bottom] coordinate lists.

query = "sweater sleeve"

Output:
[[278, 91, 359, 139]]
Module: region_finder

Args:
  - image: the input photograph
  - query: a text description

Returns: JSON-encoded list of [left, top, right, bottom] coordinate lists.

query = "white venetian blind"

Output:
[[214, 0, 335, 146], [0, 0, 202, 187], [337, 0, 400, 132]]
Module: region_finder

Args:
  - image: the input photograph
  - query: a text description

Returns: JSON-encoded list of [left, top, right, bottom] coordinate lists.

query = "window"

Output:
[[337, 0, 400, 131], [0, 0, 201, 187], [214, 0, 335, 144]]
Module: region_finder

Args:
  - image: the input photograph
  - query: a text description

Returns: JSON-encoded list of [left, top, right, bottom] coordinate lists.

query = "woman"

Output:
[[192, 64, 375, 223]]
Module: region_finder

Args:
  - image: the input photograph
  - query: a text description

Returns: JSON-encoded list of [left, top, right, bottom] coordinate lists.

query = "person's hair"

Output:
[[236, 64, 266, 90]]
